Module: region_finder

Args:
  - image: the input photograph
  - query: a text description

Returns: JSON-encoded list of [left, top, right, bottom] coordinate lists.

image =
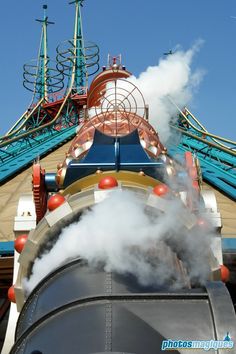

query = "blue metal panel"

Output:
[[63, 130, 164, 187], [0, 241, 14, 256], [83, 130, 150, 164], [222, 238, 236, 252]]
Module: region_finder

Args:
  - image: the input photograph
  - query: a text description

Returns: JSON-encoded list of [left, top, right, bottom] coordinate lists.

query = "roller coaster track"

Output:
[[168, 105, 236, 200], [3, 99, 43, 137], [0, 90, 86, 183]]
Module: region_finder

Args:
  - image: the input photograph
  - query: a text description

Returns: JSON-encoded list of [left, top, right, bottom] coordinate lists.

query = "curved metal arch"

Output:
[[23, 59, 64, 95], [56, 39, 100, 85]]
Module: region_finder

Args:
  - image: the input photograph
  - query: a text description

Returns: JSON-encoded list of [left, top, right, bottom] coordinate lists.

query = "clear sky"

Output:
[[0, 0, 235, 140]]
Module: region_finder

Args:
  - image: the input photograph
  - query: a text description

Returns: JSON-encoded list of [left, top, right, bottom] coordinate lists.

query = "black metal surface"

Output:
[[12, 259, 236, 354], [12, 298, 213, 354], [16, 258, 202, 339]]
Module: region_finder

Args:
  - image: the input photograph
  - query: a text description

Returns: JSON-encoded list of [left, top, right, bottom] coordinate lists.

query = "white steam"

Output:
[[129, 40, 205, 141], [24, 189, 213, 294]]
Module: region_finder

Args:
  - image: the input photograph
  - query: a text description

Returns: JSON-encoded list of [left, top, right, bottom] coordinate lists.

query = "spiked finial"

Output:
[[69, 0, 84, 5], [36, 5, 54, 25]]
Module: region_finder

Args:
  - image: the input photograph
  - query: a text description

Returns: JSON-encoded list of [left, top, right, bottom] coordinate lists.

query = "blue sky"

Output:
[[0, 0, 235, 140]]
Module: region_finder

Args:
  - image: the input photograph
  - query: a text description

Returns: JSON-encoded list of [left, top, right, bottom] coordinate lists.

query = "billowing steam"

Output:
[[129, 40, 205, 141], [24, 189, 213, 294]]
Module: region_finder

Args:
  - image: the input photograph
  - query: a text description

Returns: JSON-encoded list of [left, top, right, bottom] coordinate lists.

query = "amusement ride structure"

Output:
[[0, 1, 235, 353]]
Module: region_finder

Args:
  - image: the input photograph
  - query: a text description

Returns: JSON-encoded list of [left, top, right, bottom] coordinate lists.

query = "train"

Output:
[[1, 56, 235, 354]]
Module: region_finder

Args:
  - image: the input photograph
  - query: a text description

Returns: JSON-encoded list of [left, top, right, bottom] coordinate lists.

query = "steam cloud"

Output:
[[24, 189, 213, 294], [129, 40, 205, 141]]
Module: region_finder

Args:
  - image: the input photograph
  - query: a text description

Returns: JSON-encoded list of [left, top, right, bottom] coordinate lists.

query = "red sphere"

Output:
[[98, 176, 118, 190], [220, 265, 230, 283], [14, 234, 28, 253], [8, 285, 16, 303], [153, 184, 169, 197], [48, 194, 66, 211]]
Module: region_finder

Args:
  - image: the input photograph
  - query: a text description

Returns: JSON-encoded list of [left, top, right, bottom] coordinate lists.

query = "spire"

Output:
[[35, 5, 55, 100], [56, 0, 99, 93], [69, 0, 86, 89]]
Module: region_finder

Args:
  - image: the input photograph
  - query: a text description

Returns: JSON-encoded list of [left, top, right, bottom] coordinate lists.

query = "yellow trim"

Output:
[[184, 107, 236, 147], [62, 170, 160, 195], [43, 20, 48, 100], [0, 98, 44, 143], [56, 166, 67, 187]]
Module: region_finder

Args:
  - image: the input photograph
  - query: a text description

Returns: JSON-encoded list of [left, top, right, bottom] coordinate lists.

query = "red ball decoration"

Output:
[[220, 265, 230, 283], [48, 194, 66, 211], [153, 184, 169, 197], [98, 176, 118, 190], [8, 285, 16, 303], [14, 234, 28, 253]]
